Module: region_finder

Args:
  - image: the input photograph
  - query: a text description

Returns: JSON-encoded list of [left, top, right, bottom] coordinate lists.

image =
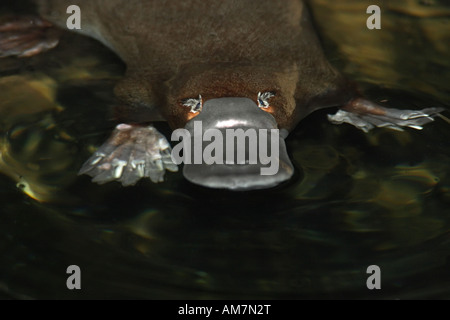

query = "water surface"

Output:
[[0, 0, 449, 299]]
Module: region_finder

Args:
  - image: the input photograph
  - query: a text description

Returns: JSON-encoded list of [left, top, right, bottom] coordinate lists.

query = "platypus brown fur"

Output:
[[35, 0, 354, 130]]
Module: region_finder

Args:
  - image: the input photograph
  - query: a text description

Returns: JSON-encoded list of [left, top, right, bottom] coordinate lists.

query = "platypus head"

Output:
[[171, 97, 294, 190], [166, 65, 300, 190]]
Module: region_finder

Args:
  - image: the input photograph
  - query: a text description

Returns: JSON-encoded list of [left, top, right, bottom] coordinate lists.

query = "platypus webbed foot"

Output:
[[328, 97, 445, 132], [79, 124, 178, 186], [0, 15, 60, 58]]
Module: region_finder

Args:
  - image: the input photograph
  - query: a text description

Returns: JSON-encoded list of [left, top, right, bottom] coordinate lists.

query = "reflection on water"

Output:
[[0, 0, 449, 299], [308, 0, 450, 104]]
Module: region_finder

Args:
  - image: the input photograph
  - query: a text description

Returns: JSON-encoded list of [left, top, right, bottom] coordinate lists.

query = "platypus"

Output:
[[0, 0, 444, 190]]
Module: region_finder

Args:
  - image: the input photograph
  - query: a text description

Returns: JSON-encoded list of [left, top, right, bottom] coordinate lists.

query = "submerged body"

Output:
[[0, 0, 443, 190]]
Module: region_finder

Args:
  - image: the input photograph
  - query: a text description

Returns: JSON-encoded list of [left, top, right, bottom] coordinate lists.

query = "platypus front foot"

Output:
[[79, 124, 178, 186], [0, 15, 60, 58], [328, 97, 445, 132]]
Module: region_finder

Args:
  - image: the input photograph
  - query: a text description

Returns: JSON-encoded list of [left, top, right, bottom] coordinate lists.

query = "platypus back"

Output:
[[35, 0, 353, 131]]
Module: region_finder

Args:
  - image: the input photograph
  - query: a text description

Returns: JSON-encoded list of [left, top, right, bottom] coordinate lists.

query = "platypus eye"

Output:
[[257, 91, 275, 109], [182, 95, 203, 113]]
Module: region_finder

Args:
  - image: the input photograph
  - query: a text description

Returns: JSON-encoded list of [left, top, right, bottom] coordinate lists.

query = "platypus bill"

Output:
[[0, 0, 444, 190]]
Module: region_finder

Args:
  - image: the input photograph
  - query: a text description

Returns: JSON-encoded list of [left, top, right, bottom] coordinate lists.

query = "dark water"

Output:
[[0, 1, 449, 299]]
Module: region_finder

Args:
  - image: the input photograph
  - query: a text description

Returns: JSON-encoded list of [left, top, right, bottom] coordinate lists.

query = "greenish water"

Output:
[[0, 1, 449, 299]]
